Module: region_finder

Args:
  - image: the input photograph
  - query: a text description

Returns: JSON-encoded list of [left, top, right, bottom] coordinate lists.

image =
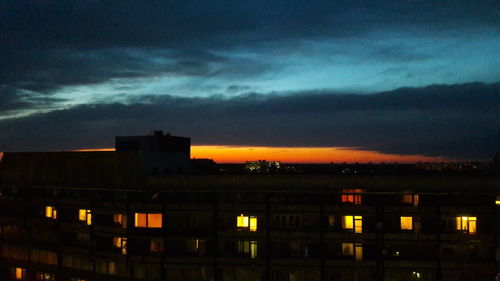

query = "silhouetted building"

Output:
[[116, 131, 191, 175], [116, 131, 190, 157], [0, 134, 500, 281], [190, 159, 219, 174], [493, 152, 500, 175]]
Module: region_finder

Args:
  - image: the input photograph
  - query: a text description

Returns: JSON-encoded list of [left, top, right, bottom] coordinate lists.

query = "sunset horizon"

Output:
[[67, 145, 452, 164]]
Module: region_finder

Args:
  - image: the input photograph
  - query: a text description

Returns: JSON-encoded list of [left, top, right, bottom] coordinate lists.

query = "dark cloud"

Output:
[[0, 85, 65, 116], [1, 0, 499, 96], [1, 0, 499, 160], [2, 0, 498, 51], [0, 86, 31, 111], [0, 82, 499, 160]]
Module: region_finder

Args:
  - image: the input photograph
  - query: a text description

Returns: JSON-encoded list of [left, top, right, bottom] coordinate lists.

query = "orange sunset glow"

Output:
[[75, 145, 450, 163]]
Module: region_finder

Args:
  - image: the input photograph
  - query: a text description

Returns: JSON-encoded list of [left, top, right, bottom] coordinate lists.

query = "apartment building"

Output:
[[0, 135, 499, 281]]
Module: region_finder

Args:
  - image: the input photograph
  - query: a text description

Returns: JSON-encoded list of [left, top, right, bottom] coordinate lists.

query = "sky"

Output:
[[1, 0, 500, 162]]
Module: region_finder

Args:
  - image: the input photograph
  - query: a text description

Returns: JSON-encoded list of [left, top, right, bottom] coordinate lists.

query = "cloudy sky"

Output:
[[1, 0, 499, 161]]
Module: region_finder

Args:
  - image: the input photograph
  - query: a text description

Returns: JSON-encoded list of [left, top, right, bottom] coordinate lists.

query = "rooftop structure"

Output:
[[115, 130, 190, 157]]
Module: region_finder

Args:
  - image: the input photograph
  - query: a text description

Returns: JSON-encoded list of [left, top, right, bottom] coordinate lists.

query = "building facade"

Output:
[[0, 133, 499, 281], [0, 176, 499, 281]]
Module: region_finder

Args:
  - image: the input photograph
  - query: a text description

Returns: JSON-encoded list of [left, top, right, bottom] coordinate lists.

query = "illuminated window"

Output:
[[45, 206, 57, 219], [456, 216, 477, 234], [237, 214, 249, 227], [36, 272, 54, 281], [113, 214, 127, 228], [411, 271, 422, 279], [150, 238, 164, 253], [401, 193, 419, 207], [78, 209, 92, 225], [342, 243, 353, 256], [496, 196, 500, 205], [342, 215, 363, 233], [14, 267, 25, 280], [134, 213, 162, 228], [186, 239, 200, 253], [237, 241, 258, 259], [249, 217, 258, 231], [400, 216, 413, 230], [237, 214, 257, 231], [355, 243, 363, 261], [341, 189, 363, 204], [113, 237, 127, 255], [341, 243, 363, 261]]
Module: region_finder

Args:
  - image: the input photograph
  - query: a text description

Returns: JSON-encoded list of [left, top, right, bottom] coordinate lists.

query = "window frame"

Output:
[[134, 212, 163, 228], [456, 216, 477, 234], [14, 267, 26, 281], [401, 194, 419, 207], [341, 189, 363, 205], [112, 237, 127, 255], [341, 243, 363, 261], [400, 216, 413, 231], [113, 214, 127, 228], [78, 209, 92, 225], [342, 215, 363, 233], [236, 214, 258, 232], [45, 206, 57, 219]]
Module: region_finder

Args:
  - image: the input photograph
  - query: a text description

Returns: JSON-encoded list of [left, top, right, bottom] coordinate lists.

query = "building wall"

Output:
[[0, 185, 498, 281]]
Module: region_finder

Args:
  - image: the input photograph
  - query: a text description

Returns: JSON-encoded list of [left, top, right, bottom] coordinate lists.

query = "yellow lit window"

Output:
[[121, 238, 127, 255], [354, 216, 362, 233], [112, 237, 121, 250], [400, 216, 413, 230], [237, 214, 249, 228], [45, 206, 57, 219], [342, 216, 353, 229], [342, 242, 354, 256], [495, 196, 500, 205], [134, 213, 163, 228], [341, 189, 363, 204], [15, 267, 25, 280], [342, 215, 362, 233], [341, 243, 363, 261], [237, 214, 257, 231], [355, 243, 363, 261], [113, 237, 127, 255], [78, 209, 92, 225], [249, 217, 258, 232], [456, 216, 477, 234]]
